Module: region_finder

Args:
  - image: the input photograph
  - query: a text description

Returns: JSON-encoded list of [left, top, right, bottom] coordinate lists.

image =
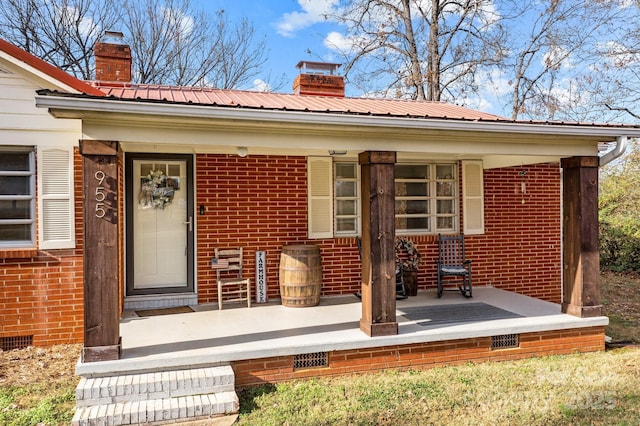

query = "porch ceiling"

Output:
[[76, 288, 608, 377]]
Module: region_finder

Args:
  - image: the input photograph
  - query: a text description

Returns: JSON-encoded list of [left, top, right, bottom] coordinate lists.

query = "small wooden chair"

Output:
[[435, 234, 472, 298], [212, 247, 251, 310]]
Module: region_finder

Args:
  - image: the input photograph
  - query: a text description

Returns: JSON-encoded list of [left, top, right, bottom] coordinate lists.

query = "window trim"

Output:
[[0, 147, 36, 248], [395, 162, 459, 236], [334, 161, 361, 237]]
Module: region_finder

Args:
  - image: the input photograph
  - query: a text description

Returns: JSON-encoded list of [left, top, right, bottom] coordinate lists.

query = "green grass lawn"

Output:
[[237, 347, 640, 425], [1, 272, 639, 425]]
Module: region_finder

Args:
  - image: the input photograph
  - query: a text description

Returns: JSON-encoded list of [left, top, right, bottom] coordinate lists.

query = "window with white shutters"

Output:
[[462, 160, 485, 235], [308, 157, 333, 239], [38, 147, 75, 249]]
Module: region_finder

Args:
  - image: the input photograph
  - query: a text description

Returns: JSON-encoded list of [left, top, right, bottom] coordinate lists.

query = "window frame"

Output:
[[326, 160, 459, 238], [0, 147, 36, 248], [395, 162, 458, 236], [333, 161, 361, 237]]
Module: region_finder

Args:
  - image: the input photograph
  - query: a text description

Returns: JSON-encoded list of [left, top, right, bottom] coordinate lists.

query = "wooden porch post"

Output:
[[561, 156, 602, 317], [359, 151, 398, 337], [79, 140, 121, 362]]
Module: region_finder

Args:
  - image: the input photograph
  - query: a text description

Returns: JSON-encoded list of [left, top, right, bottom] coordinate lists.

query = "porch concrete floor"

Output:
[[77, 287, 608, 377]]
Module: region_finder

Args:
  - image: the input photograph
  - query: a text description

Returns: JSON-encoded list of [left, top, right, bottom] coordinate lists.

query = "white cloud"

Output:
[[251, 79, 272, 92], [275, 0, 339, 37], [541, 46, 573, 70], [598, 41, 640, 68], [617, 0, 636, 8], [323, 31, 368, 54]]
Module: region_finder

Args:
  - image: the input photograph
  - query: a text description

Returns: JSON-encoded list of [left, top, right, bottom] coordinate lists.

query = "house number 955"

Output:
[[94, 170, 107, 218]]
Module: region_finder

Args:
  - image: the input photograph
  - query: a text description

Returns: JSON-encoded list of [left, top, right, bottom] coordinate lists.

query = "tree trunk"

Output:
[[400, 0, 426, 101], [427, 0, 441, 101]]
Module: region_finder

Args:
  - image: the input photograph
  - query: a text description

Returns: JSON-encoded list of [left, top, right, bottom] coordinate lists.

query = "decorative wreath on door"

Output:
[[138, 169, 176, 209], [395, 238, 422, 271]]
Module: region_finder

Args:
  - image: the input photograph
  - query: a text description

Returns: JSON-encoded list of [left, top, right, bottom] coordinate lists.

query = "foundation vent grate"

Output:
[[491, 334, 519, 350], [293, 352, 328, 370], [1, 335, 34, 351]]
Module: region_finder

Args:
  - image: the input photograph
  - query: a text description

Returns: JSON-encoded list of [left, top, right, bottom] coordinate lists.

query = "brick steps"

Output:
[[72, 365, 239, 425]]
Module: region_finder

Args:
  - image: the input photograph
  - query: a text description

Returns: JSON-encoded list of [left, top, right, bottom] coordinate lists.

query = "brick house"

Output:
[[3, 35, 640, 361], [0, 39, 104, 349]]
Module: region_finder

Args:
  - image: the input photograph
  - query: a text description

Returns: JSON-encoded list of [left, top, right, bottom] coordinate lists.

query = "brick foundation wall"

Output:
[[232, 326, 605, 387], [0, 149, 84, 347], [196, 156, 561, 304]]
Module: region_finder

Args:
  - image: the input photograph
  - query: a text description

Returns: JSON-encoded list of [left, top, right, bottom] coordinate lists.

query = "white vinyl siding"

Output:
[[38, 147, 75, 249], [308, 157, 333, 239], [462, 160, 485, 235]]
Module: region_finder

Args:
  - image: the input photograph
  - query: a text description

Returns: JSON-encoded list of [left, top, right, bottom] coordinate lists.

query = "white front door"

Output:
[[126, 155, 194, 295]]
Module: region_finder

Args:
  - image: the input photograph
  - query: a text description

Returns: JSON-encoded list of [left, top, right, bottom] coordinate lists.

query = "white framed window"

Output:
[[308, 158, 471, 238], [394, 163, 458, 235], [334, 162, 360, 236], [0, 147, 36, 247]]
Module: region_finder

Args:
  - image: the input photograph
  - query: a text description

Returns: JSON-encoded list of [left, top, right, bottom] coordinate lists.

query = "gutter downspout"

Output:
[[599, 136, 628, 166]]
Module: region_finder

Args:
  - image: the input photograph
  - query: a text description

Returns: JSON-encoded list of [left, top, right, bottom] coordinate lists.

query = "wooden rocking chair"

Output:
[[435, 234, 472, 298], [212, 247, 251, 310]]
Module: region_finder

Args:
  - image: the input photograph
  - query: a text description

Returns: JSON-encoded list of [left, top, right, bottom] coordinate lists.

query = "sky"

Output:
[[203, 0, 513, 116], [206, 0, 343, 95], [196, 1, 638, 121]]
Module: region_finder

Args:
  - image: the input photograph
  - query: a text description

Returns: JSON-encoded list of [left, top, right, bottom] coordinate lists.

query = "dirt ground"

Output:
[[0, 343, 81, 388]]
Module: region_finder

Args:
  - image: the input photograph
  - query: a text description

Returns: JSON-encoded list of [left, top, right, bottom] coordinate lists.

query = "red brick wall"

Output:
[[2, 154, 560, 347], [468, 163, 562, 302], [196, 156, 561, 304], [232, 326, 605, 387], [0, 149, 84, 347]]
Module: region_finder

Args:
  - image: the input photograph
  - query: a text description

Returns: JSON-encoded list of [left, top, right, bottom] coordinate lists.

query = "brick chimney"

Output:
[[293, 61, 344, 97], [94, 31, 131, 83]]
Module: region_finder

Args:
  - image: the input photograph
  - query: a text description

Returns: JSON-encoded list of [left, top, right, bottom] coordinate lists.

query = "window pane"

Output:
[[0, 200, 31, 219], [140, 163, 154, 176], [395, 164, 429, 179], [0, 224, 31, 240], [437, 217, 454, 230], [436, 181, 454, 196], [336, 218, 356, 233], [437, 200, 454, 214], [396, 200, 428, 215], [396, 217, 429, 231], [168, 164, 181, 176], [336, 200, 356, 215], [335, 163, 356, 179], [0, 153, 30, 171], [0, 176, 30, 195], [436, 165, 454, 179], [336, 181, 356, 197], [395, 182, 429, 197]]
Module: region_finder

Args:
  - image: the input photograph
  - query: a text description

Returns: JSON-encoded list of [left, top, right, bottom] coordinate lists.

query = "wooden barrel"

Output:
[[279, 244, 322, 307]]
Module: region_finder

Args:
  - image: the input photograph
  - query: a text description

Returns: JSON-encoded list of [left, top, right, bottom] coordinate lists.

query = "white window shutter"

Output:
[[38, 147, 76, 249], [308, 157, 333, 239], [462, 160, 484, 235]]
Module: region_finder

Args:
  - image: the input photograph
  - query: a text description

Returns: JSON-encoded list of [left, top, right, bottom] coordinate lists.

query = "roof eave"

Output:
[[0, 40, 105, 96], [34, 93, 640, 140]]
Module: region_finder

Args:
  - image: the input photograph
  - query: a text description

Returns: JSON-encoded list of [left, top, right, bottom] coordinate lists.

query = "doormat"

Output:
[[136, 306, 194, 317], [397, 303, 522, 327]]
